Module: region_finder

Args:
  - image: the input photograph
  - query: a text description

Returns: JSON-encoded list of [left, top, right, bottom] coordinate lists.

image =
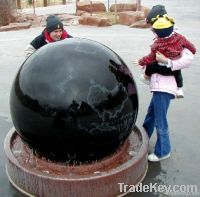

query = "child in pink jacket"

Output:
[[143, 48, 194, 162]]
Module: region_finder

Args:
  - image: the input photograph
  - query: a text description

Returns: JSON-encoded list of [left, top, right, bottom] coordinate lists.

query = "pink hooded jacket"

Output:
[[150, 49, 194, 96]]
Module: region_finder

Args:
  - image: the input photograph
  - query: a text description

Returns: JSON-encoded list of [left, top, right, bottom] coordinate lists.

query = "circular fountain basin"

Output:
[[4, 126, 148, 197]]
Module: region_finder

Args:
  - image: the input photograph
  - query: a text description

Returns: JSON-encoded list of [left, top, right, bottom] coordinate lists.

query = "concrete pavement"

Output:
[[0, 0, 200, 196]]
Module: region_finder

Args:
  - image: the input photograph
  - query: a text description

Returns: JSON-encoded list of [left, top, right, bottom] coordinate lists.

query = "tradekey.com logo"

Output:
[[118, 182, 199, 196]]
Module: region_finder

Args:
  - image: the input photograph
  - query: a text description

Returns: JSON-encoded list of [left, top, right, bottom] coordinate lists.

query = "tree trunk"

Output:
[[76, 0, 79, 15], [0, 5, 11, 26], [107, 0, 110, 12], [136, 0, 141, 11], [33, 0, 35, 14], [43, 0, 48, 7], [16, 0, 21, 9]]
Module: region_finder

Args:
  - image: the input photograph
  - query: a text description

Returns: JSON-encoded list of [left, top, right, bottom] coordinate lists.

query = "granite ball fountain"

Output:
[[4, 38, 148, 197]]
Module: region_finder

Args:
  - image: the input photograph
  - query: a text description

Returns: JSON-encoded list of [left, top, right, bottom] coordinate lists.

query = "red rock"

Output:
[[130, 19, 150, 28], [110, 3, 137, 12], [0, 22, 31, 31], [78, 15, 111, 27], [141, 6, 150, 17], [118, 11, 145, 26], [77, 1, 106, 13]]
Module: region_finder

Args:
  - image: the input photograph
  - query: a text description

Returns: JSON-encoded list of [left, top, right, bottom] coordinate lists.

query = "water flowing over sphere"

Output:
[[10, 38, 138, 161]]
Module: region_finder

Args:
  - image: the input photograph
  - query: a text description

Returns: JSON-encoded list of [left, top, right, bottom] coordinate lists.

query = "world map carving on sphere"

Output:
[[10, 38, 138, 161]]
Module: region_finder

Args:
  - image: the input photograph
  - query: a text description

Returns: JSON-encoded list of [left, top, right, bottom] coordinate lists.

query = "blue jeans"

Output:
[[143, 92, 174, 157]]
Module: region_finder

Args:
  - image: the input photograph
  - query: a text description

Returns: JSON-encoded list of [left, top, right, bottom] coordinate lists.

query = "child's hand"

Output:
[[133, 60, 139, 66], [156, 52, 168, 64]]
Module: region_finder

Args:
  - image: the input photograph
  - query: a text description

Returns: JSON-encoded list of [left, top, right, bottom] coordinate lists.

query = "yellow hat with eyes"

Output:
[[152, 14, 174, 38], [152, 14, 174, 29]]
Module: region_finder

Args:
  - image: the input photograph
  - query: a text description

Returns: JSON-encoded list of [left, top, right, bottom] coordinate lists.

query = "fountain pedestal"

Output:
[[4, 126, 148, 197]]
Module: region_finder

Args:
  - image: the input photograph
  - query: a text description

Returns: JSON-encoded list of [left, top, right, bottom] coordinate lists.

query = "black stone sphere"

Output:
[[10, 38, 138, 161]]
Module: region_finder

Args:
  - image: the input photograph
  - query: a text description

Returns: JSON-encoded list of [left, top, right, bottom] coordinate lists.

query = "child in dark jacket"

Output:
[[25, 15, 72, 58]]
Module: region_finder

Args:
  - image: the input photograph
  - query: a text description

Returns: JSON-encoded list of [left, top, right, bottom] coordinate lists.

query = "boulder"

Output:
[[141, 6, 150, 17], [76, 10, 88, 16], [118, 11, 145, 26], [10, 13, 41, 27], [110, 3, 137, 12], [130, 19, 150, 28], [0, 22, 31, 32], [77, 1, 106, 13], [78, 15, 112, 26]]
